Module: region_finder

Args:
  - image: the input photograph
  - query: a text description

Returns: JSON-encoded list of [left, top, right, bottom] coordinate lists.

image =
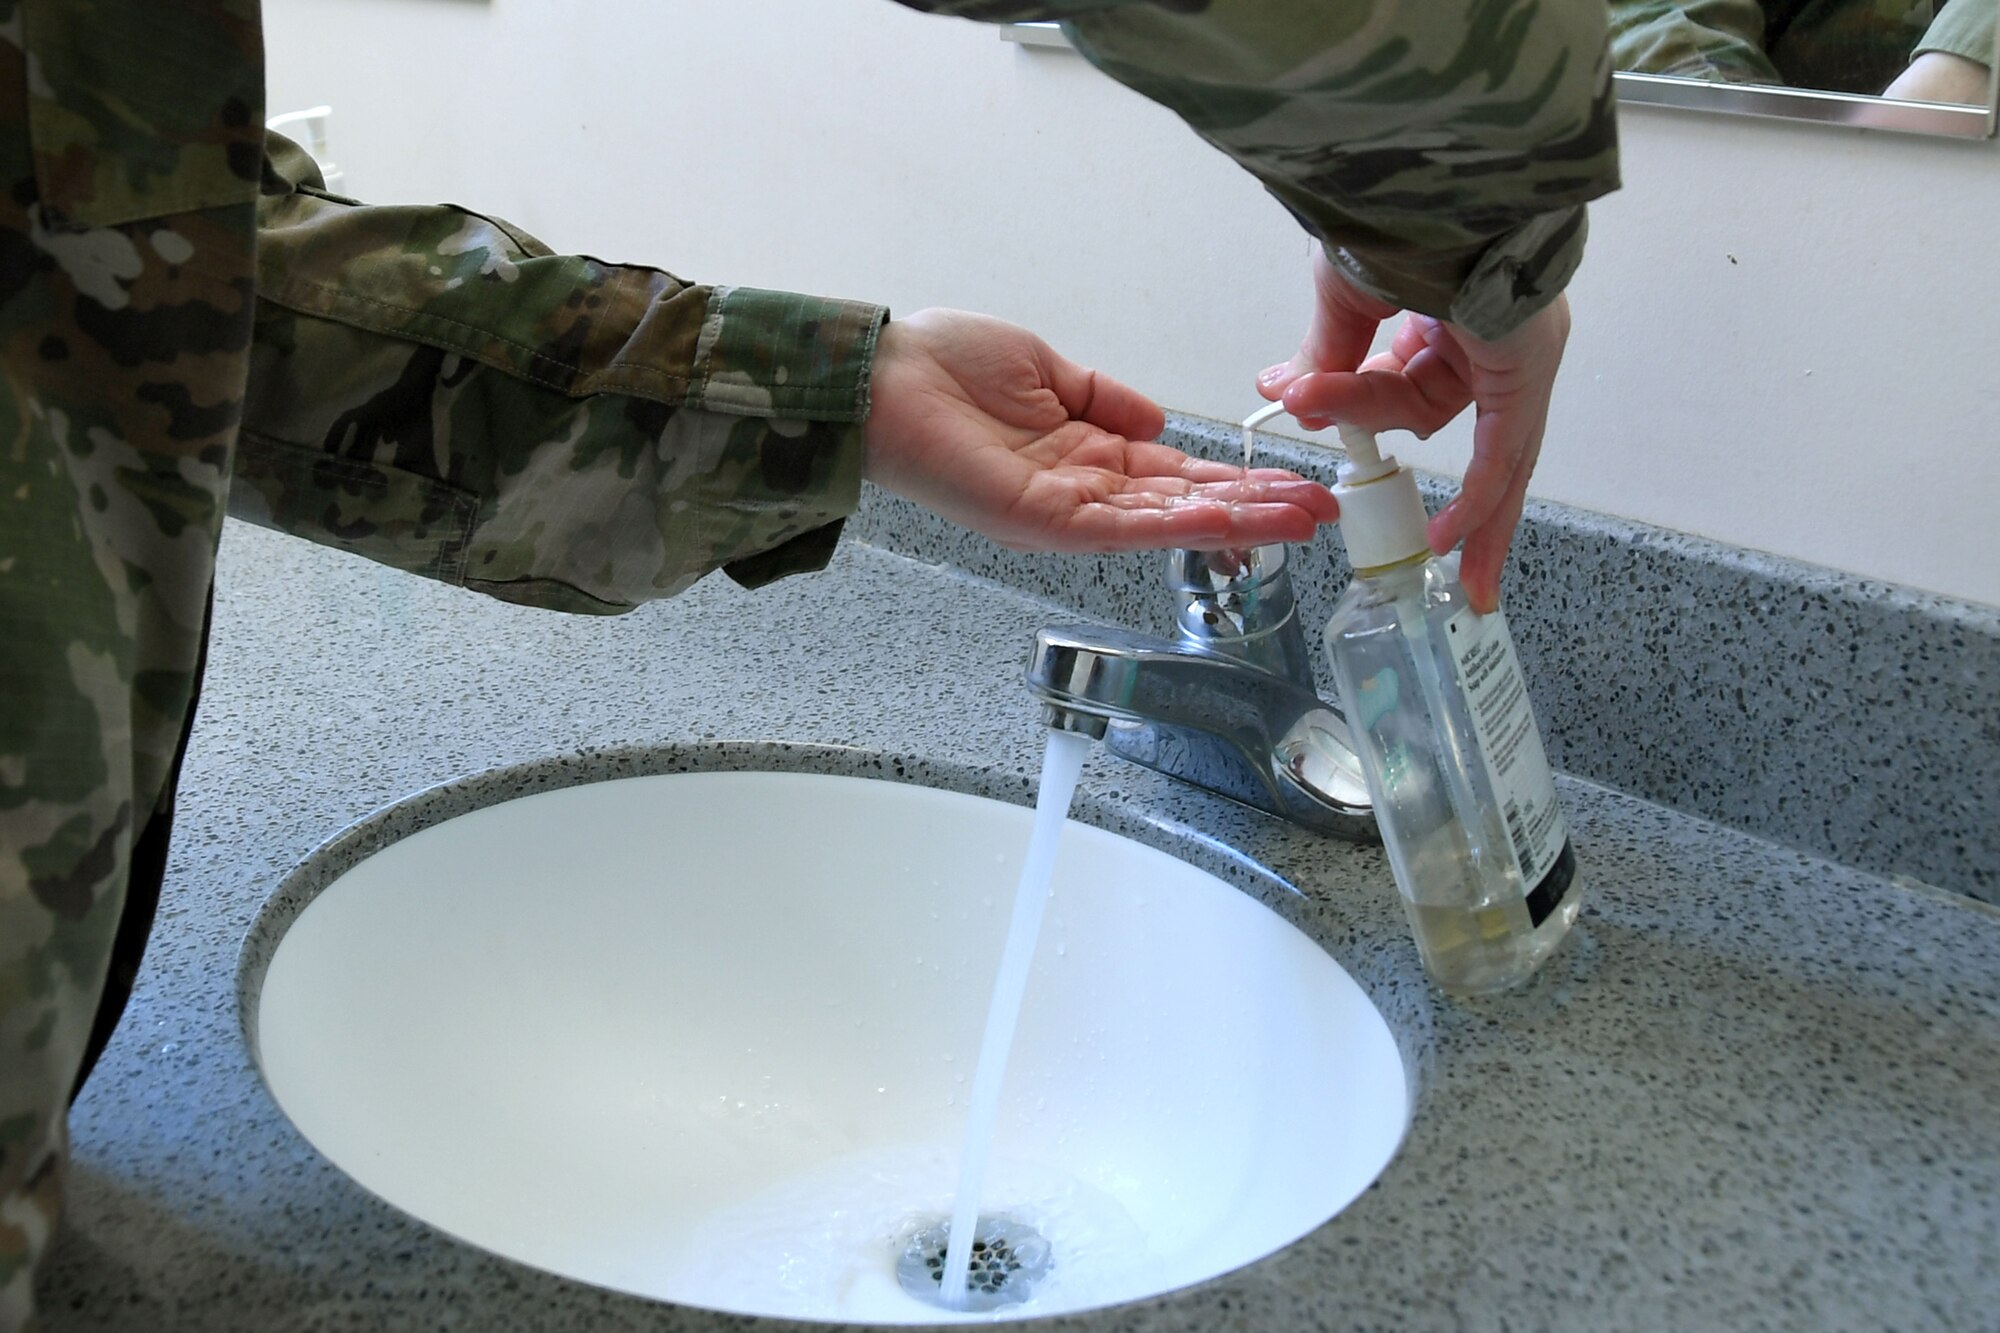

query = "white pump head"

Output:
[[1330, 423, 1430, 571], [1334, 423, 1397, 485]]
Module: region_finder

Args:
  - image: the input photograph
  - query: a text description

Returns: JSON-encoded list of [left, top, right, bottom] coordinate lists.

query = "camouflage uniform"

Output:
[[0, 1, 1618, 1326], [1608, 0, 1995, 93]]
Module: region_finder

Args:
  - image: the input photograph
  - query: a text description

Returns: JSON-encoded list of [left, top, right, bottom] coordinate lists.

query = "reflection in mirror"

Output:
[[1609, 0, 1994, 103], [1006, 14, 1997, 139]]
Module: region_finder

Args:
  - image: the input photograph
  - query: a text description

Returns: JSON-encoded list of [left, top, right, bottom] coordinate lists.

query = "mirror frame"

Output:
[[1617, 70, 1996, 137], [1003, 21, 1999, 140]]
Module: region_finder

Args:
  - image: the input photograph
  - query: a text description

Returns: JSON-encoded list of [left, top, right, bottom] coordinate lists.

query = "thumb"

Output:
[[1043, 345, 1167, 442], [1260, 263, 1396, 398]]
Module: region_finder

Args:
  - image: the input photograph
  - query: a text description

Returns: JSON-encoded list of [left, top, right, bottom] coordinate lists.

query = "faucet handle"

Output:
[[1168, 545, 1314, 688]]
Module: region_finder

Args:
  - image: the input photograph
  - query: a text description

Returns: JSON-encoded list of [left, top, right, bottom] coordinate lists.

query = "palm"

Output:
[[864, 310, 1336, 553]]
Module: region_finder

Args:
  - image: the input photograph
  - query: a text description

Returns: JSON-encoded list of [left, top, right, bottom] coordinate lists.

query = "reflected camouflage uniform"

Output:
[[0, 1, 1619, 1326], [1608, 0, 1996, 93]]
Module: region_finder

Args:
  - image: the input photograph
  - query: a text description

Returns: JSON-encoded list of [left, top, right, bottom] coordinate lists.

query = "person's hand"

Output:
[[1257, 248, 1571, 613], [1882, 51, 1991, 104], [863, 309, 1337, 553]]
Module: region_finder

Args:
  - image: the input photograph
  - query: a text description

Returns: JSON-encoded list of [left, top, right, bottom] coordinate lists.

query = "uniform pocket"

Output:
[[22, 0, 264, 227]]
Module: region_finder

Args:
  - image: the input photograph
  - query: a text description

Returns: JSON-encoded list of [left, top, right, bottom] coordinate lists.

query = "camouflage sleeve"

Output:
[[894, 1, 1620, 340], [1608, 0, 1782, 85], [236, 136, 887, 613], [1913, 0, 1996, 65]]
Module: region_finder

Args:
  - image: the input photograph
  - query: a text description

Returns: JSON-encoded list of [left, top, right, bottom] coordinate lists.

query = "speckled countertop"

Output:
[[41, 519, 2000, 1332]]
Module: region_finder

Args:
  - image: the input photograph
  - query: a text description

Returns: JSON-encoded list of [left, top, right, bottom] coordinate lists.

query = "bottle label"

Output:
[[1443, 606, 1570, 911]]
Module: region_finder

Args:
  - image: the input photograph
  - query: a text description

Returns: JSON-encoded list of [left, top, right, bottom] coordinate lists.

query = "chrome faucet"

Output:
[[1025, 545, 1376, 841]]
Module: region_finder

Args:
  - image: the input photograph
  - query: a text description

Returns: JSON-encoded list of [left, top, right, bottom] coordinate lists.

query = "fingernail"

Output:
[[1258, 364, 1288, 387]]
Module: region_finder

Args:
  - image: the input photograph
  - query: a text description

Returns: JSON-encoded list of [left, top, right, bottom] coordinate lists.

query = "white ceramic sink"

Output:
[[252, 770, 1407, 1324]]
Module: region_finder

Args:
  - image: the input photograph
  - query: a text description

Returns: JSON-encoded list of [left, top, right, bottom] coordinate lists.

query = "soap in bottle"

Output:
[[1320, 423, 1583, 995]]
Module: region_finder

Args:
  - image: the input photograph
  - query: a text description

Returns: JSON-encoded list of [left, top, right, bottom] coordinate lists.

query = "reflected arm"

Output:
[[1889, 0, 1995, 101]]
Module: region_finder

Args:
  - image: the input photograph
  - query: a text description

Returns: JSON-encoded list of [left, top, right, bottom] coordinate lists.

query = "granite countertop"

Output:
[[40, 520, 2000, 1332]]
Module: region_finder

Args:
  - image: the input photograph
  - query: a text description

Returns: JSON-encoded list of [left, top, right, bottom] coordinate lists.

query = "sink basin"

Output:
[[247, 764, 1407, 1324]]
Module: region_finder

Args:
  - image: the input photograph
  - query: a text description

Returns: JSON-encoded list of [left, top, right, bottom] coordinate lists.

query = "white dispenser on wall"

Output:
[[1321, 422, 1584, 994]]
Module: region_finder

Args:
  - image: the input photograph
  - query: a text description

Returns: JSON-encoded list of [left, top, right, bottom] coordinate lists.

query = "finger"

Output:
[[1282, 363, 1468, 438], [1098, 476, 1339, 520], [1330, 314, 1438, 381], [1450, 466, 1533, 614], [1356, 346, 1411, 376], [1390, 314, 1440, 366], [1390, 347, 1476, 438], [1259, 257, 1395, 398], [1416, 316, 1480, 384], [1429, 386, 1549, 558], [1104, 439, 1321, 490], [1301, 290, 1385, 377], [1042, 500, 1327, 554]]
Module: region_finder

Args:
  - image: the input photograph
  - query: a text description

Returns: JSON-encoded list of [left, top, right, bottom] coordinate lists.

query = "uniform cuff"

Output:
[[1329, 205, 1590, 344], [692, 288, 889, 422]]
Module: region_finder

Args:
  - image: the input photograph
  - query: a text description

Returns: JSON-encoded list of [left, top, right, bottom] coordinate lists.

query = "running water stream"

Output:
[[936, 727, 1093, 1309]]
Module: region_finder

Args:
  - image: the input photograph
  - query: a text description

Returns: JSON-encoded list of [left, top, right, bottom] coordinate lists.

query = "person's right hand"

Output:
[[1257, 248, 1571, 614]]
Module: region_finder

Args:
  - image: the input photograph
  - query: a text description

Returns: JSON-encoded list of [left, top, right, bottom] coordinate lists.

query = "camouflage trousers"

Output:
[[0, 153, 255, 1333]]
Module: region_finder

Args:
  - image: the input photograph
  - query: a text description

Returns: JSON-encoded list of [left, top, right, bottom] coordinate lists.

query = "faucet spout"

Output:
[[1025, 624, 1376, 841]]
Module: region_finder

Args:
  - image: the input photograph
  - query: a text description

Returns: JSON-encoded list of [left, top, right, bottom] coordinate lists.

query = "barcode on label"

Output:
[[1504, 799, 1535, 877]]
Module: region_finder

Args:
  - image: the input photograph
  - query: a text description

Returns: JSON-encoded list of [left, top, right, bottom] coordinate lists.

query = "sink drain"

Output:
[[896, 1215, 1052, 1312]]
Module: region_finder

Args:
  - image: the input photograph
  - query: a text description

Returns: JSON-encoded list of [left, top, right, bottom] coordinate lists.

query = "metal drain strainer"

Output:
[[896, 1215, 1053, 1312]]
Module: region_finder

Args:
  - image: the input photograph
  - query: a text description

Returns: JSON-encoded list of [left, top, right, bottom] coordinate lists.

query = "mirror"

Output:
[[1611, 0, 1998, 135], [1007, 8, 1999, 139]]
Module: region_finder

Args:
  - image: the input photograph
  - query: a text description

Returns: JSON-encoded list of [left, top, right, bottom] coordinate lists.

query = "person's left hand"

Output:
[[863, 309, 1337, 553]]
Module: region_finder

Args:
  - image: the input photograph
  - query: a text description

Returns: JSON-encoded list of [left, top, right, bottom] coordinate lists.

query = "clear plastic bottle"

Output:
[[1320, 423, 1583, 995]]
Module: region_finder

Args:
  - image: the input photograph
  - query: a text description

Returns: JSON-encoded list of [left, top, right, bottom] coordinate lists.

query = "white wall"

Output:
[[264, 0, 2000, 607]]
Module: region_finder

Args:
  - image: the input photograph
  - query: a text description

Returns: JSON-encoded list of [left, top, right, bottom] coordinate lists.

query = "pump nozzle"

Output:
[[1335, 422, 1397, 486], [1325, 419, 1430, 570]]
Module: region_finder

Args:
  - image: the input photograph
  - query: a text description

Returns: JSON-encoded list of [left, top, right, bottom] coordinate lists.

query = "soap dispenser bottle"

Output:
[[1321, 423, 1583, 995]]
